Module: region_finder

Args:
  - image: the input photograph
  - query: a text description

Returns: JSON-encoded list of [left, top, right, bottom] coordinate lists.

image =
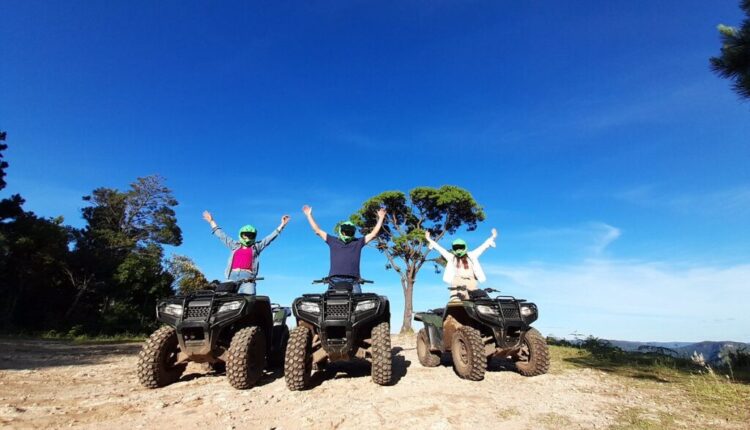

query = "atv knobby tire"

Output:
[[137, 326, 186, 388], [370, 321, 392, 385], [226, 326, 266, 389], [284, 326, 313, 391], [451, 325, 486, 381], [514, 328, 550, 377], [268, 325, 290, 368], [416, 328, 441, 367]]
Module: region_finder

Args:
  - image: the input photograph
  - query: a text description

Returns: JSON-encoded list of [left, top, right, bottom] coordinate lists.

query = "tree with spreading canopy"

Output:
[[350, 186, 485, 334], [711, 0, 750, 101]]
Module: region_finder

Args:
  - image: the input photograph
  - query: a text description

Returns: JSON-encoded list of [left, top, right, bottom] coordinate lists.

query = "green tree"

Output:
[[64, 175, 182, 332], [0, 131, 8, 190], [0, 132, 72, 332], [167, 254, 210, 295], [710, 1, 750, 100], [351, 186, 485, 333]]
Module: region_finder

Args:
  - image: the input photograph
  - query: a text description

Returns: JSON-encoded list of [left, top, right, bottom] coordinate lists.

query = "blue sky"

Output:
[[2, 1, 748, 342]]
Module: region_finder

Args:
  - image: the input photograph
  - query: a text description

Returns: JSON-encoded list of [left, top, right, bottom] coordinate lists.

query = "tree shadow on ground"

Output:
[[0, 339, 142, 370]]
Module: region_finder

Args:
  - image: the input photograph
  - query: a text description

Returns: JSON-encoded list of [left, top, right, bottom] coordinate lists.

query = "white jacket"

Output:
[[426, 236, 496, 284]]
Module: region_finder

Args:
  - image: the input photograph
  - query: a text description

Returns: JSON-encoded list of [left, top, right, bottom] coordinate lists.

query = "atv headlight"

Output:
[[520, 305, 535, 317], [163, 303, 183, 317], [355, 300, 377, 312], [218, 300, 243, 313], [476, 305, 498, 316], [299, 301, 320, 314]]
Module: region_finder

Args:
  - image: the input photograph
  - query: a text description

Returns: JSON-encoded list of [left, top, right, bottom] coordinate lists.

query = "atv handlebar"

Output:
[[448, 286, 499, 292], [312, 276, 373, 284]]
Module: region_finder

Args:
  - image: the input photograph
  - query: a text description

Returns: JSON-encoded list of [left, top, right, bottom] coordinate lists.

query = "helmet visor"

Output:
[[452, 244, 467, 252]]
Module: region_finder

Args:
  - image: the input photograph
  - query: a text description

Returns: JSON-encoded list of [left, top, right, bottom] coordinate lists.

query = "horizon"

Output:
[[2, 1, 749, 342]]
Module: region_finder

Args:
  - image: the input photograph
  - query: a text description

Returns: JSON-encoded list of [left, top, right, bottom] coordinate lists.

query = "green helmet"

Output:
[[338, 221, 357, 243], [239, 224, 257, 246], [452, 238, 468, 257]]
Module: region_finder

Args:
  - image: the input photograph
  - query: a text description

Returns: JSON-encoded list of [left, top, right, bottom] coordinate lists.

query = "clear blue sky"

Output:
[[2, 1, 748, 342]]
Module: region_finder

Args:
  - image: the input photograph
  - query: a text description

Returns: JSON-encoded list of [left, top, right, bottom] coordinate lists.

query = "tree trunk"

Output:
[[400, 275, 415, 334]]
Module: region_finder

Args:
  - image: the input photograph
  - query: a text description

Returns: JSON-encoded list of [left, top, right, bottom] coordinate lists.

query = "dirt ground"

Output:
[[0, 336, 738, 430]]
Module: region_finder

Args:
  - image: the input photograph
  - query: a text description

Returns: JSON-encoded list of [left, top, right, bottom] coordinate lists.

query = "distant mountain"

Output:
[[605, 339, 750, 365]]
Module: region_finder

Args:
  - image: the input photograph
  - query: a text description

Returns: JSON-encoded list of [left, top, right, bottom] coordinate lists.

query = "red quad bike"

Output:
[[414, 287, 549, 381]]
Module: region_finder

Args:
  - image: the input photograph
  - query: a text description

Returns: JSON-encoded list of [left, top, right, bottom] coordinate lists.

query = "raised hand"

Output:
[[424, 230, 431, 240], [491, 228, 498, 239], [202, 211, 213, 223], [302, 205, 312, 216], [377, 207, 387, 219], [280, 215, 291, 226]]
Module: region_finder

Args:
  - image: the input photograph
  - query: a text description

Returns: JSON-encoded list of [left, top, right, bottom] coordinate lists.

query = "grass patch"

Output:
[[549, 341, 750, 427], [1, 331, 145, 344], [610, 407, 677, 430], [495, 407, 520, 420], [537, 412, 573, 427]]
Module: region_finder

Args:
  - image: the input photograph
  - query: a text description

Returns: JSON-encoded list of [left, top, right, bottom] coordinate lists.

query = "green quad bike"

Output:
[[414, 287, 549, 381], [284, 275, 392, 390], [137, 277, 291, 390]]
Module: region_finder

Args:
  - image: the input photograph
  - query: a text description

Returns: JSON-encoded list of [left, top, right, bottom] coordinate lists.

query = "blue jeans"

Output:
[[329, 276, 362, 294], [229, 270, 256, 295]]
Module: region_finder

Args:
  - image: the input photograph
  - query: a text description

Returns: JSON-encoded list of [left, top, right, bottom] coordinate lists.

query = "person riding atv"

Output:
[[424, 228, 498, 301], [300, 204, 386, 293], [202, 210, 290, 294], [282, 205, 391, 390]]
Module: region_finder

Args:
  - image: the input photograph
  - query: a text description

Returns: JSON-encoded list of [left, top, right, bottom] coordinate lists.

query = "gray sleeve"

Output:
[[255, 228, 281, 254], [212, 226, 238, 249]]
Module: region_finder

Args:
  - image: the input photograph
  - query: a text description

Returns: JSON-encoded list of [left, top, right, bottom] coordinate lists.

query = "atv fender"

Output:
[[414, 312, 444, 352]]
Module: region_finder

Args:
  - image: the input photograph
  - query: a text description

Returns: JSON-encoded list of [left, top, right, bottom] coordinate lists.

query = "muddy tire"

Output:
[[514, 328, 550, 377], [370, 321, 392, 385], [416, 328, 441, 367], [268, 325, 290, 368], [451, 325, 486, 381], [137, 326, 186, 388], [284, 326, 313, 391], [226, 326, 266, 389]]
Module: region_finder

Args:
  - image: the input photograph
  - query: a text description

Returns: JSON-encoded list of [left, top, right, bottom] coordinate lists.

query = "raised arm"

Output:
[[470, 228, 498, 258], [302, 205, 327, 241], [203, 210, 236, 249], [365, 208, 387, 243], [424, 230, 454, 261], [255, 215, 291, 253]]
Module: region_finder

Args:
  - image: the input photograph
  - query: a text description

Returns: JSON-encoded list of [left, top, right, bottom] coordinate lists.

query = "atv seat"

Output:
[[215, 281, 240, 293], [429, 308, 445, 316]]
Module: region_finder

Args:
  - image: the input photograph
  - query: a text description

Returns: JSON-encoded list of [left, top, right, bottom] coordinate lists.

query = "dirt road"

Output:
[[0, 337, 736, 430]]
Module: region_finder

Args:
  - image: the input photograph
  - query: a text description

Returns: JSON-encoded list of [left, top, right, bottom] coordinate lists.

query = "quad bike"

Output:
[[284, 275, 392, 390], [137, 277, 291, 389], [414, 286, 549, 381]]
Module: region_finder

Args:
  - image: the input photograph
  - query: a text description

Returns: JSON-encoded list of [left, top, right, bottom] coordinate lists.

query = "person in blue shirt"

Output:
[[302, 205, 386, 293]]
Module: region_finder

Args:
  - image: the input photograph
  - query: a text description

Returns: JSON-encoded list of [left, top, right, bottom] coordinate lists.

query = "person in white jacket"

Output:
[[424, 228, 498, 301]]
